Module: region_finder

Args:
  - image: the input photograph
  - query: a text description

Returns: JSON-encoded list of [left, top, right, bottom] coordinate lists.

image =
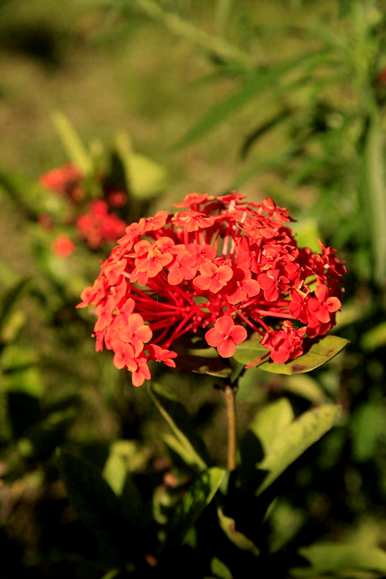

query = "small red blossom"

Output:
[[205, 316, 247, 358], [39, 163, 130, 252], [108, 190, 127, 207], [77, 200, 126, 249], [40, 164, 83, 201], [261, 322, 305, 364], [132, 237, 174, 282], [193, 262, 233, 293], [53, 234, 75, 257], [148, 344, 177, 367], [78, 192, 346, 387]]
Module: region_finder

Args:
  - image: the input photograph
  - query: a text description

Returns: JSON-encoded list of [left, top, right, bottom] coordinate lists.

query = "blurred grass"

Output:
[[0, 0, 339, 199]]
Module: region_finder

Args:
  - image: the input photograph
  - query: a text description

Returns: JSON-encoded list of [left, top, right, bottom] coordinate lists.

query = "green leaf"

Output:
[[232, 337, 268, 365], [1, 346, 43, 398], [217, 508, 259, 555], [260, 335, 349, 375], [52, 112, 92, 174], [58, 450, 129, 563], [249, 399, 294, 456], [210, 557, 232, 579], [256, 404, 339, 494], [103, 440, 149, 495], [177, 51, 331, 148], [133, 0, 251, 68], [179, 348, 232, 378], [351, 401, 385, 462], [361, 321, 386, 351], [240, 107, 292, 159], [363, 110, 386, 286], [284, 375, 327, 404], [115, 133, 166, 200], [0, 278, 30, 343], [168, 467, 225, 543], [148, 384, 207, 470], [128, 153, 167, 199], [293, 543, 386, 577], [290, 219, 321, 252]]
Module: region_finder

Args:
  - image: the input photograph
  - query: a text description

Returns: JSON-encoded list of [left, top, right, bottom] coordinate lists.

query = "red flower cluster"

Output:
[[78, 193, 346, 386], [40, 164, 127, 251], [77, 201, 126, 249], [40, 164, 84, 202]]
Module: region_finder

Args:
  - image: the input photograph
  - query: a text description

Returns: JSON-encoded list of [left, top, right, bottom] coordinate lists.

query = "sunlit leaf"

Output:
[[0, 278, 30, 341], [260, 336, 349, 375], [103, 440, 149, 495], [52, 112, 92, 174], [115, 133, 166, 200], [256, 404, 339, 494], [232, 337, 268, 365], [128, 153, 167, 199], [290, 219, 321, 252], [293, 543, 386, 577], [210, 557, 232, 579], [217, 508, 259, 555], [249, 398, 294, 456]]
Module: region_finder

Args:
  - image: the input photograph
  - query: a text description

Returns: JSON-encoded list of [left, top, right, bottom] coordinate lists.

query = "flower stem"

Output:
[[223, 384, 237, 471]]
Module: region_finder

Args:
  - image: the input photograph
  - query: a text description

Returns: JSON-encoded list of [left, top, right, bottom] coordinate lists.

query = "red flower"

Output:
[[76, 200, 126, 249], [108, 191, 127, 207], [261, 322, 305, 364], [40, 164, 83, 201], [258, 270, 280, 302], [205, 316, 247, 357], [78, 192, 345, 387], [193, 262, 233, 293], [53, 234, 75, 257], [131, 237, 175, 283]]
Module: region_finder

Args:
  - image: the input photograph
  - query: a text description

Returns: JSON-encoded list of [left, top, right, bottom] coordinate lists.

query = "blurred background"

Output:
[[1, 1, 386, 577]]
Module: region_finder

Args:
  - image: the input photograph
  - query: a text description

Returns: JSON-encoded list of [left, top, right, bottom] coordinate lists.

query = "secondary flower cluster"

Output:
[[39, 163, 127, 254], [78, 193, 346, 386]]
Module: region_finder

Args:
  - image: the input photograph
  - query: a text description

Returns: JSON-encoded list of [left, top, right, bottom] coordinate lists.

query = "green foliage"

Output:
[[149, 383, 208, 470], [293, 543, 386, 577], [233, 335, 349, 375], [251, 400, 339, 494], [0, 1, 386, 577], [167, 467, 225, 543]]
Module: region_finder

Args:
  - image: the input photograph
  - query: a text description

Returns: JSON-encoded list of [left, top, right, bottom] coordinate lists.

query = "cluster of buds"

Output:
[[78, 193, 346, 386], [39, 163, 127, 254]]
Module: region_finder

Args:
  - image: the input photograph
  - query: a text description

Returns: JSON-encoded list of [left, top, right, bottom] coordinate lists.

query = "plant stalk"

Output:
[[223, 384, 237, 471]]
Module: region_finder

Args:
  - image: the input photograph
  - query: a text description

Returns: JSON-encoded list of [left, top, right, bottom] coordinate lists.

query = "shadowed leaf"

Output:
[[168, 467, 225, 544], [149, 384, 208, 470]]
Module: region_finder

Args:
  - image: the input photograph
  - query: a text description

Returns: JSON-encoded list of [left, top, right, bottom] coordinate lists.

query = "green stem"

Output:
[[223, 384, 237, 471]]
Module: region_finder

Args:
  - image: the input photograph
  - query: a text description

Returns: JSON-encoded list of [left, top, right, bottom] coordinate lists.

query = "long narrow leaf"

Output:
[[52, 112, 92, 174], [148, 384, 207, 470], [364, 110, 386, 285], [176, 50, 331, 148]]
